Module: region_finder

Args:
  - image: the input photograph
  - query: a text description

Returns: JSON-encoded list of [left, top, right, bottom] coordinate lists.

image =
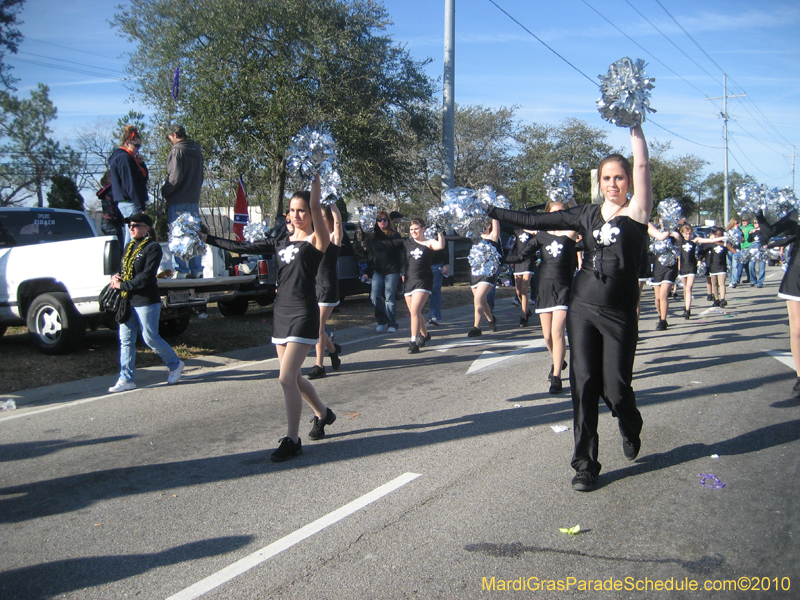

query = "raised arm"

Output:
[[329, 203, 344, 246], [647, 222, 670, 241], [627, 125, 653, 225], [309, 174, 330, 253], [427, 231, 446, 251]]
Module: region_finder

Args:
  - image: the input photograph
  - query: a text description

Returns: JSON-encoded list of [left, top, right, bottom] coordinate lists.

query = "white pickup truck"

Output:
[[0, 207, 258, 354]]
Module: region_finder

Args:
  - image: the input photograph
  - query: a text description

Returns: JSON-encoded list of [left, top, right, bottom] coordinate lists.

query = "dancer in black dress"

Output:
[[696, 227, 732, 307], [677, 224, 699, 319], [203, 175, 335, 461], [401, 219, 445, 353], [468, 219, 501, 337], [647, 222, 681, 330], [504, 201, 578, 394], [756, 211, 800, 396], [487, 125, 653, 491], [510, 228, 537, 327], [307, 204, 344, 380]]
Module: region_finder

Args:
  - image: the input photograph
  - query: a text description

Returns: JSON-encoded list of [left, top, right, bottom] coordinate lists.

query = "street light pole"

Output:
[[442, 0, 455, 196]]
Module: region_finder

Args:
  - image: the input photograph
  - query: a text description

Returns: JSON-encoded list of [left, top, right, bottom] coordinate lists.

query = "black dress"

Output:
[[316, 243, 341, 307], [506, 232, 576, 313], [706, 243, 728, 276], [403, 238, 434, 295], [651, 237, 679, 285], [679, 239, 698, 277], [469, 238, 502, 288], [510, 229, 537, 275]]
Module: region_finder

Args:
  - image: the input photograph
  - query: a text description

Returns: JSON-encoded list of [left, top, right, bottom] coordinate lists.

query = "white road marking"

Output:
[[466, 339, 549, 374], [165, 472, 422, 600], [766, 349, 795, 371]]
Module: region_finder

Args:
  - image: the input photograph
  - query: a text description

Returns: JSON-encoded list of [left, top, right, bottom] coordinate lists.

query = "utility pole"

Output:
[[784, 145, 797, 193], [707, 74, 745, 224], [442, 0, 455, 197]]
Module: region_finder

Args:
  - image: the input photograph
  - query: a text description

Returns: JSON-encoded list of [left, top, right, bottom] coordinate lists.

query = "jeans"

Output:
[[487, 282, 496, 312], [118, 303, 181, 382], [729, 250, 743, 284], [118, 202, 136, 246], [429, 263, 444, 321], [740, 257, 750, 283], [749, 260, 765, 286], [370, 271, 401, 328], [169, 203, 204, 275]]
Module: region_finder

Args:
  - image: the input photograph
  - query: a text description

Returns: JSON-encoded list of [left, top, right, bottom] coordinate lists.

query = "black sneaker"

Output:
[[571, 471, 596, 492], [720, 299, 727, 308], [418, 333, 431, 348], [489, 316, 497, 332], [467, 327, 482, 337], [707, 294, 714, 301], [308, 408, 336, 440], [655, 319, 667, 331], [329, 344, 342, 370], [547, 361, 568, 381], [683, 309, 691, 320], [519, 317, 528, 327], [549, 375, 562, 394], [408, 341, 420, 354], [307, 365, 326, 379], [712, 299, 720, 307], [270, 437, 302, 462], [793, 378, 800, 398], [622, 439, 640, 461]]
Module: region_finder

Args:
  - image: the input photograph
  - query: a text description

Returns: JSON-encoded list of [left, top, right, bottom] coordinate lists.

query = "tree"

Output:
[[648, 140, 707, 221], [0, 0, 24, 90], [47, 173, 84, 211], [113, 0, 436, 219], [0, 83, 82, 206], [515, 118, 615, 208], [702, 170, 757, 223]]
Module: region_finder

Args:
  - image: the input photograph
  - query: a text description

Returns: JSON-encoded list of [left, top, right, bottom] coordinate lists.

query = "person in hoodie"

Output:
[[108, 125, 149, 246], [162, 124, 205, 278]]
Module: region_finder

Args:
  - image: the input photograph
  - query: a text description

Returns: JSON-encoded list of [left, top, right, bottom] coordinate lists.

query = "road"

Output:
[[1, 271, 798, 599]]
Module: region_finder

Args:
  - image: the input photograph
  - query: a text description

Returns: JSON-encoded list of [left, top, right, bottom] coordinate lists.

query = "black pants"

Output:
[[567, 300, 643, 476]]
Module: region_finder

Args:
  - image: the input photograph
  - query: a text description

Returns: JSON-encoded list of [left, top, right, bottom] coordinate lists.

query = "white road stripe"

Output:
[[466, 339, 549, 374], [766, 349, 795, 371], [165, 472, 422, 600]]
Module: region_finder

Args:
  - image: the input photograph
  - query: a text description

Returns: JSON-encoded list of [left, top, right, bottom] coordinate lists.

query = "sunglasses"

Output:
[[129, 143, 142, 149], [129, 223, 147, 228], [376, 218, 388, 222]]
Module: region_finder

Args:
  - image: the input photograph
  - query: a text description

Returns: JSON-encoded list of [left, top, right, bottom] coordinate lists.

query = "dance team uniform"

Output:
[[705, 243, 728, 276], [470, 238, 503, 288], [316, 242, 341, 307], [506, 231, 576, 313], [489, 204, 646, 478], [205, 235, 323, 345], [510, 229, 538, 276], [678, 239, 698, 278], [402, 238, 435, 296], [757, 214, 800, 301], [651, 236, 679, 285]]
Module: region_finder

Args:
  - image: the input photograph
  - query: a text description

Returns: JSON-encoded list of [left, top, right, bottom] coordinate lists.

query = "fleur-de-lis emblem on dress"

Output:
[[410, 248, 424, 260], [593, 222, 620, 246], [278, 245, 300, 264], [713, 245, 724, 254], [683, 242, 693, 253], [545, 240, 563, 257], [518, 232, 530, 243]]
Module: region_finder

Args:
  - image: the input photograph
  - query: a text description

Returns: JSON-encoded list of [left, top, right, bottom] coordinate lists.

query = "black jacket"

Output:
[[108, 147, 149, 212], [119, 239, 162, 306], [367, 229, 403, 275]]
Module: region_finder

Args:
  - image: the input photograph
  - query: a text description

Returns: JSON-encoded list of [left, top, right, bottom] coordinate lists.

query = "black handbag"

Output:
[[115, 296, 131, 324], [99, 283, 121, 312]]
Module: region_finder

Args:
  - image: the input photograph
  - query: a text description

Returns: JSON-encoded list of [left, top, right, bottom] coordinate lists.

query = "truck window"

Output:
[[0, 211, 95, 247]]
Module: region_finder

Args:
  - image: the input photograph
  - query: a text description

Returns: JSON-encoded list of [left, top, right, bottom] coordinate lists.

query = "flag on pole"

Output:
[[171, 67, 180, 99], [233, 176, 248, 241]]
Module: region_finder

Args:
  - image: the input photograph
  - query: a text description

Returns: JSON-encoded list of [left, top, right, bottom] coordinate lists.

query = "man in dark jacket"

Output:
[[163, 124, 204, 278]]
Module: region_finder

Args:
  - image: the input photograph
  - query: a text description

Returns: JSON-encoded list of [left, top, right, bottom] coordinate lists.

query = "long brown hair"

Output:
[[120, 124, 140, 145], [375, 210, 396, 235], [597, 153, 633, 193]]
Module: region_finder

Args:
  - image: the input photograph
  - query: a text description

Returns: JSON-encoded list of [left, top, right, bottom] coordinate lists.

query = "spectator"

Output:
[[97, 170, 124, 242], [108, 125, 149, 246], [162, 124, 205, 278]]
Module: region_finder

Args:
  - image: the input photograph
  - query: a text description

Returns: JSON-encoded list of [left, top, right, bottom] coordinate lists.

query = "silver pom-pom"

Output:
[[730, 250, 745, 266], [468, 240, 501, 277], [725, 228, 744, 247], [734, 183, 759, 217], [597, 57, 656, 128], [168, 212, 206, 262], [652, 238, 677, 266], [493, 193, 511, 210], [543, 163, 574, 203], [243, 221, 269, 243], [657, 198, 682, 231], [423, 225, 438, 240], [441, 187, 489, 242], [749, 243, 769, 263], [357, 205, 378, 232], [318, 162, 342, 206], [286, 126, 337, 179], [697, 260, 708, 277]]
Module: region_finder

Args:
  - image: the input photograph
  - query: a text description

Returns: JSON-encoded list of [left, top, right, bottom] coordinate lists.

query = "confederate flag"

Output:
[[233, 176, 248, 241]]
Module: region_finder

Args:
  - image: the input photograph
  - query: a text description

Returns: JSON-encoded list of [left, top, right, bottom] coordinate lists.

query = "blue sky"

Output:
[[8, 0, 800, 193]]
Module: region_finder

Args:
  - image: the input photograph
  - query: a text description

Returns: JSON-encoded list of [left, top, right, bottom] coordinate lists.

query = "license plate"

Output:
[[168, 290, 193, 304]]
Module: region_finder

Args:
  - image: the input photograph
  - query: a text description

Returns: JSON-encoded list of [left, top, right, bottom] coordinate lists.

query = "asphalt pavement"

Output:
[[1, 268, 798, 599]]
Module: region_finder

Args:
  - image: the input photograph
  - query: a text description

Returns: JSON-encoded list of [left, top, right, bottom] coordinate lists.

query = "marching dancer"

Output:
[[468, 219, 502, 337], [647, 222, 681, 330]]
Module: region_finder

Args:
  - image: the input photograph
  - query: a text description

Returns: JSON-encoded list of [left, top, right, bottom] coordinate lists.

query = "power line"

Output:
[[653, 0, 726, 76], [18, 51, 127, 75], [25, 37, 118, 60], [6, 56, 128, 81]]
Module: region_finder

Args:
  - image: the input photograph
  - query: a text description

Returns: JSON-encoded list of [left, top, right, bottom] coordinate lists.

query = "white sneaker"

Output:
[[173, 272, 189, 279], [427, 317, 440, 326], [387, 326, 397, 333], [109, 380, 136, 393], [168, 360, 185, 385], [376, 324, 388, 333]]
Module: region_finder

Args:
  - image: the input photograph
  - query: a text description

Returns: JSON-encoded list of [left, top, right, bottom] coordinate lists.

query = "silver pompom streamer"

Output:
[[652, 238, 677, 267], [749, 243, 769, 263], [423, 225, 439, 240], [468, 240, 501, 277], [493, 193, 511, 210], [734, 184, 760, 217], [725, 228, 744, 247], [286, 126, 337, 180], [318, 162, 342, 206], [697, 260, 708, 277], [730, 250, 745, 267], [168, 212, 206, 262], [657, 198, 682, 231], [357, 205, 378, 232], [441, 187, 489, 242], [243, 221, 269, 243], [736, 184, 796, 222], [543, 163, 574, 203], [597, 57, 656, 128], [426, 206, 447, 234]]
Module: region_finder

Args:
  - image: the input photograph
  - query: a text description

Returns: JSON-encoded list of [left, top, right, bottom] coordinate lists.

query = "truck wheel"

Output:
[[159, 314, 191, 337], [218, 297, 249, 317], [0, 326, 6, 338], [27, 292, 85, 354]]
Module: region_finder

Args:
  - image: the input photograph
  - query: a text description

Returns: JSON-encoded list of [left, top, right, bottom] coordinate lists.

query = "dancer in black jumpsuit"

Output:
[[487, 125, 654, 491]]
